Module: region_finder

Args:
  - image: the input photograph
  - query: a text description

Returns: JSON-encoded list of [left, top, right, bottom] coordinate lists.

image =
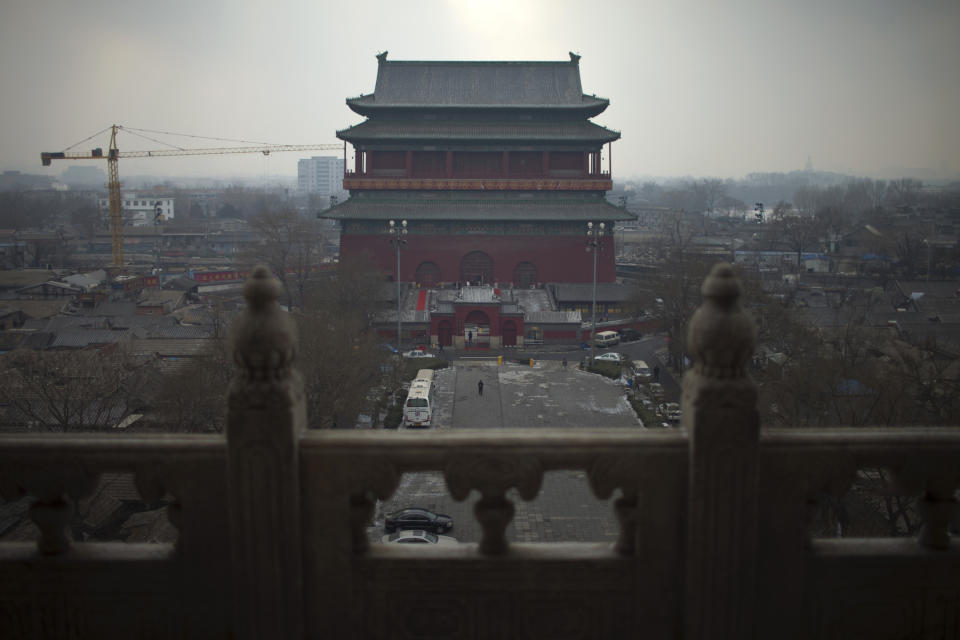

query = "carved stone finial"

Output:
[[686, 263, 755, 379], [228, 265, 300, 408]]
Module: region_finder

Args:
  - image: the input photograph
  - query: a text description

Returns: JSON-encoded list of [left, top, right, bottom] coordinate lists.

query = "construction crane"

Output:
[[42, 124, 343, 267]]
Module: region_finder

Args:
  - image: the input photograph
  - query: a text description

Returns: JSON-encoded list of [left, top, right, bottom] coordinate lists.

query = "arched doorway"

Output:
[[464, 310, 491, 346], [415, 261, 441, 287], [437, 319, 453, 347], [513, 261, 538, 288], [460, 251, 493, 285], [502, 320, 517, 346]]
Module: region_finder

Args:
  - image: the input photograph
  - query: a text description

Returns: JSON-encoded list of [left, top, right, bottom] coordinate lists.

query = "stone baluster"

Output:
[[919, 470, 959, 550], [682, 263, 760, 640], [801, 452, 857, 546], [445, 454, 542, 555], [226, 265, 305, 639], [342, 457, 399, 553], [17, 463, 98, 555], [588, 455, 642, 555], [135, 462, 182, 550], [891, 460, 960, 550]]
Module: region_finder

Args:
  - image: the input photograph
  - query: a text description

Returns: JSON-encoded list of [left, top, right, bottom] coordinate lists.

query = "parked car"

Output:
[[659, 402, 681, 423], [617, 328, 642, 342], [384, 508, 453, 533], [594, 352, 627, 364], [380, 530, 458, 545], [403, 349, 432, 358]]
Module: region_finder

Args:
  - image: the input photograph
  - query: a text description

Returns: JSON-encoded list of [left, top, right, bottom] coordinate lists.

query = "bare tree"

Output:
[[886, 178, 923, 208], [0, 347, 151, 432], [696, 178, 727, 216], [296, 257, 390, 429], [150, 338, 232, 433], [247, 208, 323, 308], [894, 229, 926, 277], [768, 203, 823, 278]]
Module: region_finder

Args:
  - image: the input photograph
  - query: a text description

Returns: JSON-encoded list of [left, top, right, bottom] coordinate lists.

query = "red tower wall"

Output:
[[341, 233, 616, 284]]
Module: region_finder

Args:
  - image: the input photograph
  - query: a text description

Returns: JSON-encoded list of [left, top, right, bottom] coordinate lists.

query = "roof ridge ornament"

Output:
[[569, 52, 581, 63], [376, 50, 388, 63]]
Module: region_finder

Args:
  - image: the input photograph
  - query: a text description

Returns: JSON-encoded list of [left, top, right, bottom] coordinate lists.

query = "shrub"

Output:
[[584, 360, 621, 379], [629, 394, 661, 427], [383, 403, 403, 429]]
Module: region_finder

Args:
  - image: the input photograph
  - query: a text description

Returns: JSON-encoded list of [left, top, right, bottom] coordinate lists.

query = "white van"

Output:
[[403, 369, 434, 428], [632, 360, 653, 382], [594, 330, 620, 347]]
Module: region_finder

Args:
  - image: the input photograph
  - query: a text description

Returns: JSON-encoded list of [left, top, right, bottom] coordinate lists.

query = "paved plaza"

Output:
[[372, 359, 642, 545]]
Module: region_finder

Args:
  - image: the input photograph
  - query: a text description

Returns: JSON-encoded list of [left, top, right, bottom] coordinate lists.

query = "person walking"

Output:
[[562, 357, 568, 369], [477, 380, 484, 397]]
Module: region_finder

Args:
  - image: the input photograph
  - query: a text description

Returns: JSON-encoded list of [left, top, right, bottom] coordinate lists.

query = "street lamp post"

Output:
[[586, 221, 605, 364], [388, 219, 407, 356]]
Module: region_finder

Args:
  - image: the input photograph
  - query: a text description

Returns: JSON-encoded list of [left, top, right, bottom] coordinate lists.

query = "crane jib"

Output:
[[40, 128, 341, 267]]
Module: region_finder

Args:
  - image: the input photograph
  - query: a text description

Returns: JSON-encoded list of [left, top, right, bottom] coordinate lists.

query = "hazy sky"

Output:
[[2, 0, 958, 182]]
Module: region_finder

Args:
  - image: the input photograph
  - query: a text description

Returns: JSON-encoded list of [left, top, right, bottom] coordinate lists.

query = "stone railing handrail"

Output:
[[302, 428, 687, 458], [0, 433, 225, 462]]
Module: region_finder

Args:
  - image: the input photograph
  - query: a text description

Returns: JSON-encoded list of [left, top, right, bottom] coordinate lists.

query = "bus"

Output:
[[403, 369, 434, 428]]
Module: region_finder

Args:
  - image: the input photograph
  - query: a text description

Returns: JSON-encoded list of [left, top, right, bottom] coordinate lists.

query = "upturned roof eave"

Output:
[[335, 130, 622, 145], [345, 96, 610, 118], [319, 197, 636, 222]]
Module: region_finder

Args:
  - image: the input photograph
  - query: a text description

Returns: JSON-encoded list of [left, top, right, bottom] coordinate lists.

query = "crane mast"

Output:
[[106, 125, 123, 265], [41, 125, 344, 268]]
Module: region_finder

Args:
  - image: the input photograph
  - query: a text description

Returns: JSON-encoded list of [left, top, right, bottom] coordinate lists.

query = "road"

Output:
[[372, 357, 651, 545]]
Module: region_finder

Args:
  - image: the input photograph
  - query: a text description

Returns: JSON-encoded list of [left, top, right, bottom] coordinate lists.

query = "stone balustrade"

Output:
[[1, 263, 958, 639]]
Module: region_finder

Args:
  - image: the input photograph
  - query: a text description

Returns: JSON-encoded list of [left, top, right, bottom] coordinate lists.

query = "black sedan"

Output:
[[384, 508, 453, 534]]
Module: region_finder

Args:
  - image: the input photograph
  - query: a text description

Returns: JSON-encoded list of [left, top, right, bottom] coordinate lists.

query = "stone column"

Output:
[[682, 263, 759, 639], [226, 266, 305, 639]]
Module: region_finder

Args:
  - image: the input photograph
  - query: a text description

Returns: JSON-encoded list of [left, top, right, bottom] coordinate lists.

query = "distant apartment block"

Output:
[[297, 156, 343, 197], [98, 194, 175, 226], [61, 165, 106, 187]]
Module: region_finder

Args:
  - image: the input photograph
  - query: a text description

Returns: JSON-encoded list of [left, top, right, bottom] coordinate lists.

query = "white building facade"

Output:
[[98, 194, 175, 226], [297, 156, 343, 197]]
